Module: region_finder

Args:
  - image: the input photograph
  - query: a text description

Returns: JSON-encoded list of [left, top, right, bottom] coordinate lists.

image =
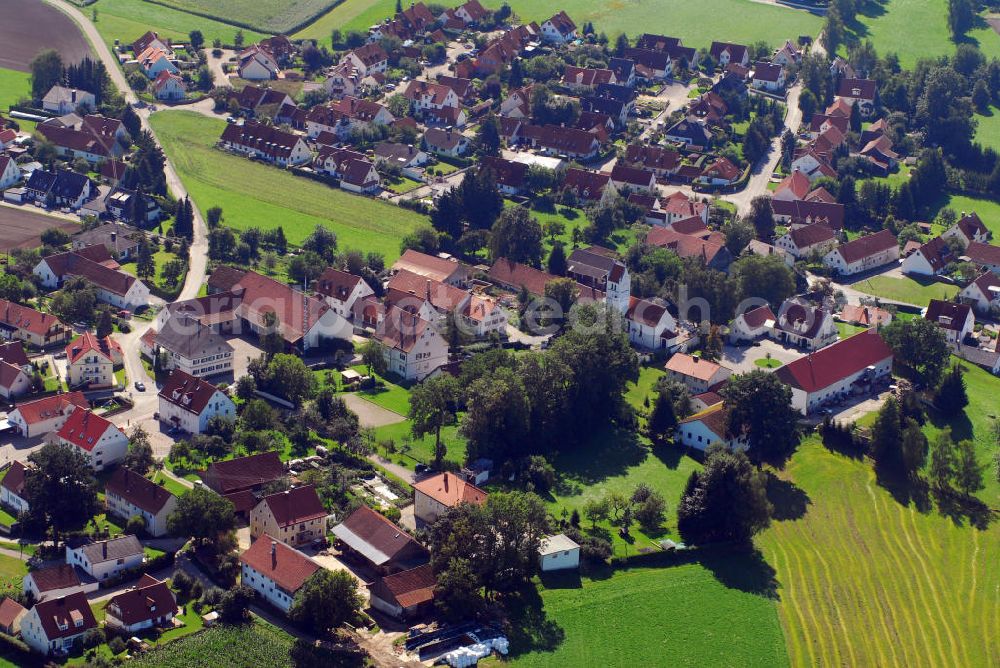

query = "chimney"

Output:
[[72, 90, 77, 103], [426, 279, 432, 301], [102, 542, 107, 560], [443, 473, 449, 492], [271, 540, 277, 568]]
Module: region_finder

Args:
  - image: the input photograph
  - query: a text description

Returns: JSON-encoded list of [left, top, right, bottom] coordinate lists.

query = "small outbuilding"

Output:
[[538, 533, 581, 572]]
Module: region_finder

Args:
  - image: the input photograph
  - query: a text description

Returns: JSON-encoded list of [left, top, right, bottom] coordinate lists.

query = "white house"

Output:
[[775, 329, 894, 414], [143, 315, 235, 378], [239, 536, 320, 614], [901, 236, 953, 276], [728, 305, 777, 344], [771, 299, 838, 351], [237, 46, 280, 80], [0, 461, 29, 517], [375, 306, 450, 381], [152, 71, 186, 101], [7, 392, 89, 438], [823, 230, 899, 276], [751, 62, 785, 92], [566, 247, 631, 313], [625, 297, 682, 351], [776, 224, 838, 259], [157, 369, 236, 435], [105, 574, 177, 634], [412, 472, 487, 525], [34, 249, 150, 311], [22, 564, 88, 603], [677, 404, 749, 451], [65, 535, 145, 581], [942, 212, 991, 249], [540, 11, 578, 44], [137, 47, 178, 79], [53, 407, 128, 471], [249, 485, 327, 548], [314, 267, 374, 319], [459, 294, 508, 338], [20, 592, 96, 655], [41, 86, 95, 115], [665, 353, 732, 393], [104, 468, 179, 538], [959, 271, 1000, 314], [924, 299, 974, 345], [339, 43, 388, 77], [538, 534, 581, 572], [0, 156, 20, 190], [65, 332, 121, 388]]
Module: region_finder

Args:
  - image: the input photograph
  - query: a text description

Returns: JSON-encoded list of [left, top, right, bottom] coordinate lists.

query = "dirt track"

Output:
[[0, 0, 91, 72], [0, 205, 78, 251]]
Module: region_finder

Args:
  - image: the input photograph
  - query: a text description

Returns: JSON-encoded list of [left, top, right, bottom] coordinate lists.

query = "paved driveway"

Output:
[[342, 393, 406, 428], [722, 339, 806, 374]]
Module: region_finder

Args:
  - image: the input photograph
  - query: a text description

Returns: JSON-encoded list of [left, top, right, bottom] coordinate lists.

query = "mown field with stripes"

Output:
[[758, 439, 1000, 667]]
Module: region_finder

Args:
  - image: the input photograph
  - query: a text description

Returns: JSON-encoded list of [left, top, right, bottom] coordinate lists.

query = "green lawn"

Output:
[[497, 551, 788, 667], [754, 357, 783, 368], [846, 0, 1000, 68], [296, 0, 821, 51], [149, 111, 426, 261], [974, 106, 1000, 153], [0, 554, 28, 599], [88, 0, 266, 52], [151, 470, 191, 497], [150, 0, 337, 33], [372, 420, 468, 468], [0, 68, 35, 133], [757, 437, 1000, 667], [121, 249, 186, 293], [835, 321, 869, 339], [383, 175, 423, 194], [855, 275, 958, 306]]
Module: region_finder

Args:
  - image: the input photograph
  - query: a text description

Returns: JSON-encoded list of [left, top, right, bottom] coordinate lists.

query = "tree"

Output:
[[167, 487, 236, 545], [435, 557, 484, 622], [954, 438, 985, 498], [206, 206, 223, 227], [870, 395, 903, 471], [647, 389, 678, 444], [262, 354, 317, 406], [461, 367, 530, 461], [881, 318, 950, 387], [25, 442, 100, 545], [219, 584, 255, 623], [935, 363, 968, 417], [135, 238, 155, 281], [490, 205, 543, 265], [95, 309, 114, 339], [189, 30, 205, 50], [476, 113, 501, 156], [824, 6, 846, 55], [748, 196, 775, 240], [731, 254, 795, 309], [723, 218, 755, 255], [547, 241, 567, 276], [583, 496, 610, 528], [900, 417, 928, 480], [289, 569, 362, 634], [124, 426, 155, 474], [161, 259, 186, 286], [359, 339, 387, 377], [409, 375, 460, 468], [722, 371, 800, 466], [233, 30, 245, 49], [30, 50, 64, 101], [633, 488, 667, 531], [677, 445, 772, 544], [929, 429, 957, 493], [948, 0, 975, 38], [614, 33, 630, 56]]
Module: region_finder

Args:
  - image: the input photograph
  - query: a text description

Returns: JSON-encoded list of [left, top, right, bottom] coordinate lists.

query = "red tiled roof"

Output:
[[775, 171, 811, 200], [375, 305, 432, 353], [834, 230, 897, 264], [31, 592, 95, 641], [666, 352, 726, 381], [775, 329, 892, 393], [839, 305, 891, 327], [626, 296, 670, 328], [646, 228, 726, 265], [741, 305, 777, 329], [66, 331, 119, 365], [661, 191, 706, 218], [488, 259, 557, 297], [0, 597, 24, 629], [678, 403, 732, 440], [202, 451, 284, 495], [258, 485, 326, 527], [372, 563, 435, 609], [393, 250, 466, 283], [387, 269, 467, 312], [966, 241, 1000, 267], [239, 534, 319, 594], [563, 168, 611, 201], [412, 472, 487, 508], [220, 121, 303, 161], [11, 391, 88, 425], [42, 248, 138, 296], [334, 504, 426, 566], [315, 268, 365, 303], [56, 407, 119, 452], [787, 223, 835, 250], [106, 576, 176, 626], [106, 468, 176, 514]]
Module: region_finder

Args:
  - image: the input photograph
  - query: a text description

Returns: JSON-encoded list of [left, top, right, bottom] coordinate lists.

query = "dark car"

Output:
[[134, 381, 146, 392]]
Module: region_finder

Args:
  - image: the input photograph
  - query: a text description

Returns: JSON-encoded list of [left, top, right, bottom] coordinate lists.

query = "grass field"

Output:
[[88, 0, 266, 52], [835, 321, 868, 339], [846, 0, 1000, 68], [496, 551, 788, 667], [0, 68, 30, 112], [934, 193, 1000, 239], [855, 275, 959, 305], [149, 111, 426, 260], [0, 554, 27, 598], [295, 0, 821, 50], [121, 249, 187, 293], [152, 0, 338, 33], [975, 106, 1000, 153], [757, 437, 1000, 668]]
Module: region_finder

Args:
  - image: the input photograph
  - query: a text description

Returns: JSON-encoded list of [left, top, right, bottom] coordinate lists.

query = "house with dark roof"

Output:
[[72, 223, 141, 260], [65, 535, 144, 581], [373, 142, 429, 177], [21, 592, 96, 655], [965, 241, 1000, 274], [520, 124, 602, 160], [0, 461, 29, 516], [315, 146, 381, 193], [105, 574, 177, 634], [943, 212, 991, 249], [771, 198, 845, 230], [625, 296, 682, 350], [228, 85, 294, 116], [374, 306, 449, 380], [775, 329, 893, 413], [823, 230, 899, 276], [771, 298, 838, 350], [315, 267, 375, 318], [540, 10, 577, 43], [663, 117, 713, 147], [240, 535, 320, 613], [22, 564, 87, 603], [412, 472, 487, 524], [34, 247, 150, 310], [201, 451, 284, 501], [54, 407, 128, 471], [105, 468, 179, 537], [709, 42, 750, 68], [624, 144, 681, 178], [959, 271, 1000, 314], [219, 121, 311, 166], [562, 167, 613, 203], [423, 127, 470, 157], [481, 156, 528, 195], [836, 78, 877, 118], [751, 62, 786, 91], [609, 163, 656, 194], [567, 247, 631, 312], [370, 564, 436, 620], [251, 485, 327, 548], [0, 340, 31, 401], [104, 186, 162, 225], [25, 168, 93, 209], [901, 236, 954, 276], [924, 299, 974, 344], [42, 86, 95, 115], [340, 43, 388, 77], [561, 66, 617, 91], [332, 504, 428, 574]]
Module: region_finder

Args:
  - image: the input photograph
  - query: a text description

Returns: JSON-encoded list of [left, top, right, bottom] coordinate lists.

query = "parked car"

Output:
[[134, 381, 146, 392]]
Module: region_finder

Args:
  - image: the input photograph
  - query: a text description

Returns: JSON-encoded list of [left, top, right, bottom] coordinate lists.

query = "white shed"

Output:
[[538, 533, 581, 572]]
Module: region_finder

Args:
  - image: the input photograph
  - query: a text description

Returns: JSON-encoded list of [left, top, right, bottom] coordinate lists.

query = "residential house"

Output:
[[956, 340, 1000, 376], [105, 187, 162, 225], [625, 296, 682, 350], [332, 504, 428, 573], [237, 44, 280, 80], [25, 168, 93, 207], [943, 212, 991, 249], [137, 47, 178, 79], [700, 157, 741, 186], [500, 85, 534, 118], [858, 135, 898, 174], [822, 229, 899, 276], [663, 117, 713, 147], [315, 267, 374, 318], [65, 535, 144, 581], [374, 306, 449, 380], [41, 86, 95, 115], [458, 293, 508, 337], [250, 485, 327, 548], [744, 239, 794, 267], [561, 66, 617, 91], [776, 224, 838, 259], [901, 236, 953, 276], [229, 85, 294, 116], [132, 31, 172, 58], [752, 62, 785, 91], [520, 124, 602, 160], [105, 468, 178, 537], [710, 42, 750, 68], [54, 408, 128, 471], [65, 332, 121, 388], [775, 329, 893, 413], [239, 536, 320, 614], [771, 199, 845, 230], [481, 156, 527, 195], [959, 271, 1000, 314], [566, 246, 631, 312], [609, 163, 656, 194], [772, 40, 802, 66], [0, 341, 32, 401], [392, 249, 471, 286], [0, 598, 25, 636], [72, 223, 140, 259], [624, 144, 681, 179], [22, 565, 85, 603], [0, 461, 29, 517], [540, 11, 577, 44], [369, 564, 436, 620], [152, 71, 186, 101], [661, 191, 709, 225], [839, 304, 893, 328], [316, 147, 381, 194], [422, 127, 470, 157], [438, 0, 488, 26], [562, 168, 613, 203], [219, 121, 311, 166], [729, 304, 777, 343], [688, 92, 729, 125], [7, 392, 88, 438], [665, 353, 732, 393], [412, 472, 487, 524], [201, 451, 284, 515], [404, 80, 460, 113], [305, 97, 395, 139], [0, 156, 20, 190], [774, 170, 811, 201], [965, 241, 1000, 274], [924, 299, 974, 344], [105, 574, 177, 633], [144, 315, 234, 378], [34, 246, 150, 310], [836, 78, 877, 118], [676, 404, 748, 451], [374, 143, 429, 178], [340, 43, 388, 77], [771, 298, 838, 350], [609, 57, 637, 86], [538, 534, 581, 572], [645, 228, 732, 272], [157, 369, 236, 435], [21, 593, 96, 655]]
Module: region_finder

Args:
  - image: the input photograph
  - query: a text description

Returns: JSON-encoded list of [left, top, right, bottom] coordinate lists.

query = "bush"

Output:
[[201, 585, 225, 606], [219, 584, 255, 623], [126, 514, 146, 536], [380, 505, 401, 522], [82, 627, 105, 649], [172, 569, 194, 600], [108, 636, 127, 655]]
